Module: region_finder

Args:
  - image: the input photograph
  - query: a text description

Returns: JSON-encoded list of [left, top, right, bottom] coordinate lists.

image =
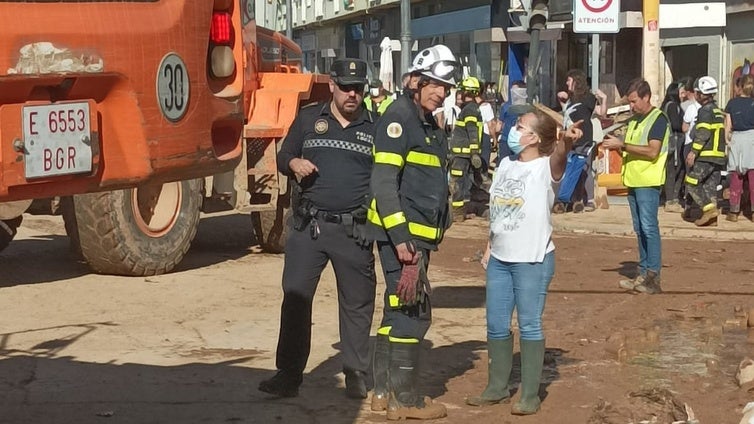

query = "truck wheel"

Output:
[[0, 216, 23, 252], [72, 179, 203, 276]]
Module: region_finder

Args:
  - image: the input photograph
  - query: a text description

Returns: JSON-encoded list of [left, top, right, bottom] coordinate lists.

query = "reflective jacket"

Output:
[[692, 101, 726, 166], [364, 95, 394, 116], [449, 101, 482, 157], [622, 107, 669, 188], [367, 93, 450, 250]]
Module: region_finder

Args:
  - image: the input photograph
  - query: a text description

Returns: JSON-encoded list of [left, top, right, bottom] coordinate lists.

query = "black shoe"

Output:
[[258, 370, 302, 398], [344, 369, 368, 399], [634, 271, 662, 294]]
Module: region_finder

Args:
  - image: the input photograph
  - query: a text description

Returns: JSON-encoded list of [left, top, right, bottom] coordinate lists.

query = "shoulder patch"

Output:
[[386, 122, 403, 138], [314, 119, 328, 134]]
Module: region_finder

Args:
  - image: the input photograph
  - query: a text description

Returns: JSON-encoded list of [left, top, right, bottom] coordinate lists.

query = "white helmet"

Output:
[[695, 76, 718, 95], [408, 44, 459, 86]]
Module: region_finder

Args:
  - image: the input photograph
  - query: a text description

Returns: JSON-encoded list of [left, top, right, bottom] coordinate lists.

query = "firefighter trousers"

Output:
[[274, 219, 376, 376], [685, 161, 721, 211], [450, 156, 472, 211], [375, 241, 432, 342]]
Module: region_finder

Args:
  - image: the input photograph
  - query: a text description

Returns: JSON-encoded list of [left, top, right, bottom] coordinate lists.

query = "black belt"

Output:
[[314, 210, 347, 223]]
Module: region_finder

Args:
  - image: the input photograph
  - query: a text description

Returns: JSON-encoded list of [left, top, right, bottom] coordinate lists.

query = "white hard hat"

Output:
[[408, 44, 459, 86], [695, 76, 718, 95]]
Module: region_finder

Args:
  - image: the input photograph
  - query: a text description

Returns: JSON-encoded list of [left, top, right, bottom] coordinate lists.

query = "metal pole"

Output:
[[286, 0, 293, 39], [527, 28, 540, 102], [642, 0, 661, 104], [400, 0, 412, 75], [591, 33, 600, 92]]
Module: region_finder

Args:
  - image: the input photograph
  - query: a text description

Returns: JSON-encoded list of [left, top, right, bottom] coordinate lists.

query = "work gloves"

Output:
[[396, 251, 430, 306]]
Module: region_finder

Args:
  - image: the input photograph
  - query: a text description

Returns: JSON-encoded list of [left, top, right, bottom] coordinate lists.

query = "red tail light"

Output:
[[211, 12, 232, 44]]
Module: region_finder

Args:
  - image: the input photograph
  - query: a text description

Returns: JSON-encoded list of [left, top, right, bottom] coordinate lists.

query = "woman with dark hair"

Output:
[[553, 69, 597, 213], [661, 82, 685, 212]]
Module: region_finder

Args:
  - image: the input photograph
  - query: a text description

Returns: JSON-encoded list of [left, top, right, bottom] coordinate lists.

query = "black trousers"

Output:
[[376, 241, 432, 341], [275, 219, 376, 375]]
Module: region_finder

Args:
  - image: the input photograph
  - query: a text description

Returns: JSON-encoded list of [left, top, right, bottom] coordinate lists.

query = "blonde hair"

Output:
[[742, 75, 754, 98], [526, 110, 559, 155]]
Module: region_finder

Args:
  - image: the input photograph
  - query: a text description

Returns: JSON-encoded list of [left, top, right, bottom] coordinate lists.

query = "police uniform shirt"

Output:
[[278, 102, 375, 212]]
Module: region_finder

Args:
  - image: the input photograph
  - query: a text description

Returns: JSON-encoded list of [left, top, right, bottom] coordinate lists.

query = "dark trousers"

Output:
[[685, 161, 721, 210], [450, 156, 472, 210], [376, 241, 432, 341], [275, 220, 376, 375], [663, 134, 686, 203]]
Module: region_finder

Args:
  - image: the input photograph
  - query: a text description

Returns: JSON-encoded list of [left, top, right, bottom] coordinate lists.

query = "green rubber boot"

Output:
[[466, 337, 513, 406], [512, 339, 545, 415]]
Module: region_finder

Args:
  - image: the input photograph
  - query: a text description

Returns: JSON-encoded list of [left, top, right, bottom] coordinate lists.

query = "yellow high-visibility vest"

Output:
[[622, 107, 669, 188]]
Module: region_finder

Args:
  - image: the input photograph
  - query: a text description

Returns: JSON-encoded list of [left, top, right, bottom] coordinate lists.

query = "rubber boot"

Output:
[[466, 337, 513, 406], [370, 334, 390, 411], [511, 339, 545, 415], [386, 342, 447, 420]]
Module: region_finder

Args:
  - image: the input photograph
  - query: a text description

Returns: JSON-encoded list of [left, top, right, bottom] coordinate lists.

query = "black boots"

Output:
[[386, 342, 447, 420], [371, 333, 390, 411]]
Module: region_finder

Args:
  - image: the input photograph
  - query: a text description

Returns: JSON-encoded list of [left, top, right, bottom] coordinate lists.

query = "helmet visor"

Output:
[[430, 60, 459, 80]]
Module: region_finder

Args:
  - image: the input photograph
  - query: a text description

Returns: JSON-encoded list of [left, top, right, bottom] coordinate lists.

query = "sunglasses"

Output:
[[336, 83, 365, 94]]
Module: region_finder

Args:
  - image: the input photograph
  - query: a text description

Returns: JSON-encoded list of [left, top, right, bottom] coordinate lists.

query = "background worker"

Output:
[[258, 59, 377, 400], [449, 76, 484, 222], [367, 44, 459, 421], [603, 78, 669, 295], [685, 76, 726, 227], [364, 80, 394, 116]]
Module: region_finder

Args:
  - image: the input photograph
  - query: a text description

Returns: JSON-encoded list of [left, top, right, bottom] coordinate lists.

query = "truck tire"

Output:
[[0, 216, 23, 253], [71, 179, 203, 276]]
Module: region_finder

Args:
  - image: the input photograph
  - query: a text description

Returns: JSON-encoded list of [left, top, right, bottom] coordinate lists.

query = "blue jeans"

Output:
[[485, 251, 555, 341], [627, 187, 662, 276]]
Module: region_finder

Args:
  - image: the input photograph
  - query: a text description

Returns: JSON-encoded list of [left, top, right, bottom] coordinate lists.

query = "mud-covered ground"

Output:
[[1, 213, 753, 423]]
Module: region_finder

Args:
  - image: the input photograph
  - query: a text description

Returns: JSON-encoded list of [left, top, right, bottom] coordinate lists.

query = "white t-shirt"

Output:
[[683, 101, 700, 145], [489, 156, 556, 263]]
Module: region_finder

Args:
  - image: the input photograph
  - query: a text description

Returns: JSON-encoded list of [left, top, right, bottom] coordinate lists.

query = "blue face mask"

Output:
[[507, 127, 524, 154]]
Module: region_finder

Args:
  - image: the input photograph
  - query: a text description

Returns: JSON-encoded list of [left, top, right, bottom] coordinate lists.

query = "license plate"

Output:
[[23, 102, 93, 179]]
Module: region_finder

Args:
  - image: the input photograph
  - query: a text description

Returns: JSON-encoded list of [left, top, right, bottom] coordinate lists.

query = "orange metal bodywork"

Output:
[[0, 1, 245, 202]]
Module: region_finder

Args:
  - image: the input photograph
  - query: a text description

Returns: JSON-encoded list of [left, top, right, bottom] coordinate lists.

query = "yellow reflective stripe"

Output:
[[702, 203, 717, 212], [463, 116, 479, 123], [389, 336, 420, 344], [377, 326, 392, 335], [691, 143, 704, 151], [699, 150, 725, 157], [408, 222, 441, 240], [382, 211, 407, 229], [450, 170, 463, 176], [696, 123, 724, 129], [368, 198, 382, 225], [388, 295, 401, 308], [406, 151, 441, 167], [451, 201, 465, 207], [455, 121, 466, 127], [452, 147, 471, 154], [469, 144, 479, 149], [374, 152, 404, 167], [685, 175, 698, 185]]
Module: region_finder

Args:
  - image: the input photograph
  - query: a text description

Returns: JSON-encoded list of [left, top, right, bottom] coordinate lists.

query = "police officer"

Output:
[[685, 76, 726, 227], [258, 59, 377, 400], [449, 76, 484, 222], [367, 45, 459, 420]]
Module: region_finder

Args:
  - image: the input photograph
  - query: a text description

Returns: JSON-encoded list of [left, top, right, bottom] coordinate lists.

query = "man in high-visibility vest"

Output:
[[603, 78, 669, 295], [364, 80, 394, 116]]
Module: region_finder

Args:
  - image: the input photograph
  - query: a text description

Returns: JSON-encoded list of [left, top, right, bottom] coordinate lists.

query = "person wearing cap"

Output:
[[364, 80, 394, 116], [366, 44, 458, 420], [685, 75, 726, 226], [259, 59, 377, 400], [603, 78, 669, 295]]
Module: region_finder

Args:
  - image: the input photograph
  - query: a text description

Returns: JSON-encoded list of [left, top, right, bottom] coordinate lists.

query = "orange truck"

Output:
[[0, 1, 328, 275]]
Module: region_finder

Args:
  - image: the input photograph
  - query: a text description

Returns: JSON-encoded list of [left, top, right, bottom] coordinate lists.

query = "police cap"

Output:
[[330, 59, 368, 85]]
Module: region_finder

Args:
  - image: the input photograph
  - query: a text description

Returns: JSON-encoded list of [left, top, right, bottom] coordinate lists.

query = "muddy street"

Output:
[[2, 209, 754, 424]]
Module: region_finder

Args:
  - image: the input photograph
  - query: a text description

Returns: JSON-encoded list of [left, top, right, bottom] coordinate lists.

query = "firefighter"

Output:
[[367, 44, 459, 420], [258, 59, 377, 400], [449, 76, 484, 222], [685, 76, 726, 227]]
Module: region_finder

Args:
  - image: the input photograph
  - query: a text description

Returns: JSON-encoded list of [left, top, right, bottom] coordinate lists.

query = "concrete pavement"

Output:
[[551, 204, 754, 241]]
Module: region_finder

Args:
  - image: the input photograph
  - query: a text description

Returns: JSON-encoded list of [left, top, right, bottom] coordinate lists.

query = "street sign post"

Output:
[[573, 0, 620, 34]]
